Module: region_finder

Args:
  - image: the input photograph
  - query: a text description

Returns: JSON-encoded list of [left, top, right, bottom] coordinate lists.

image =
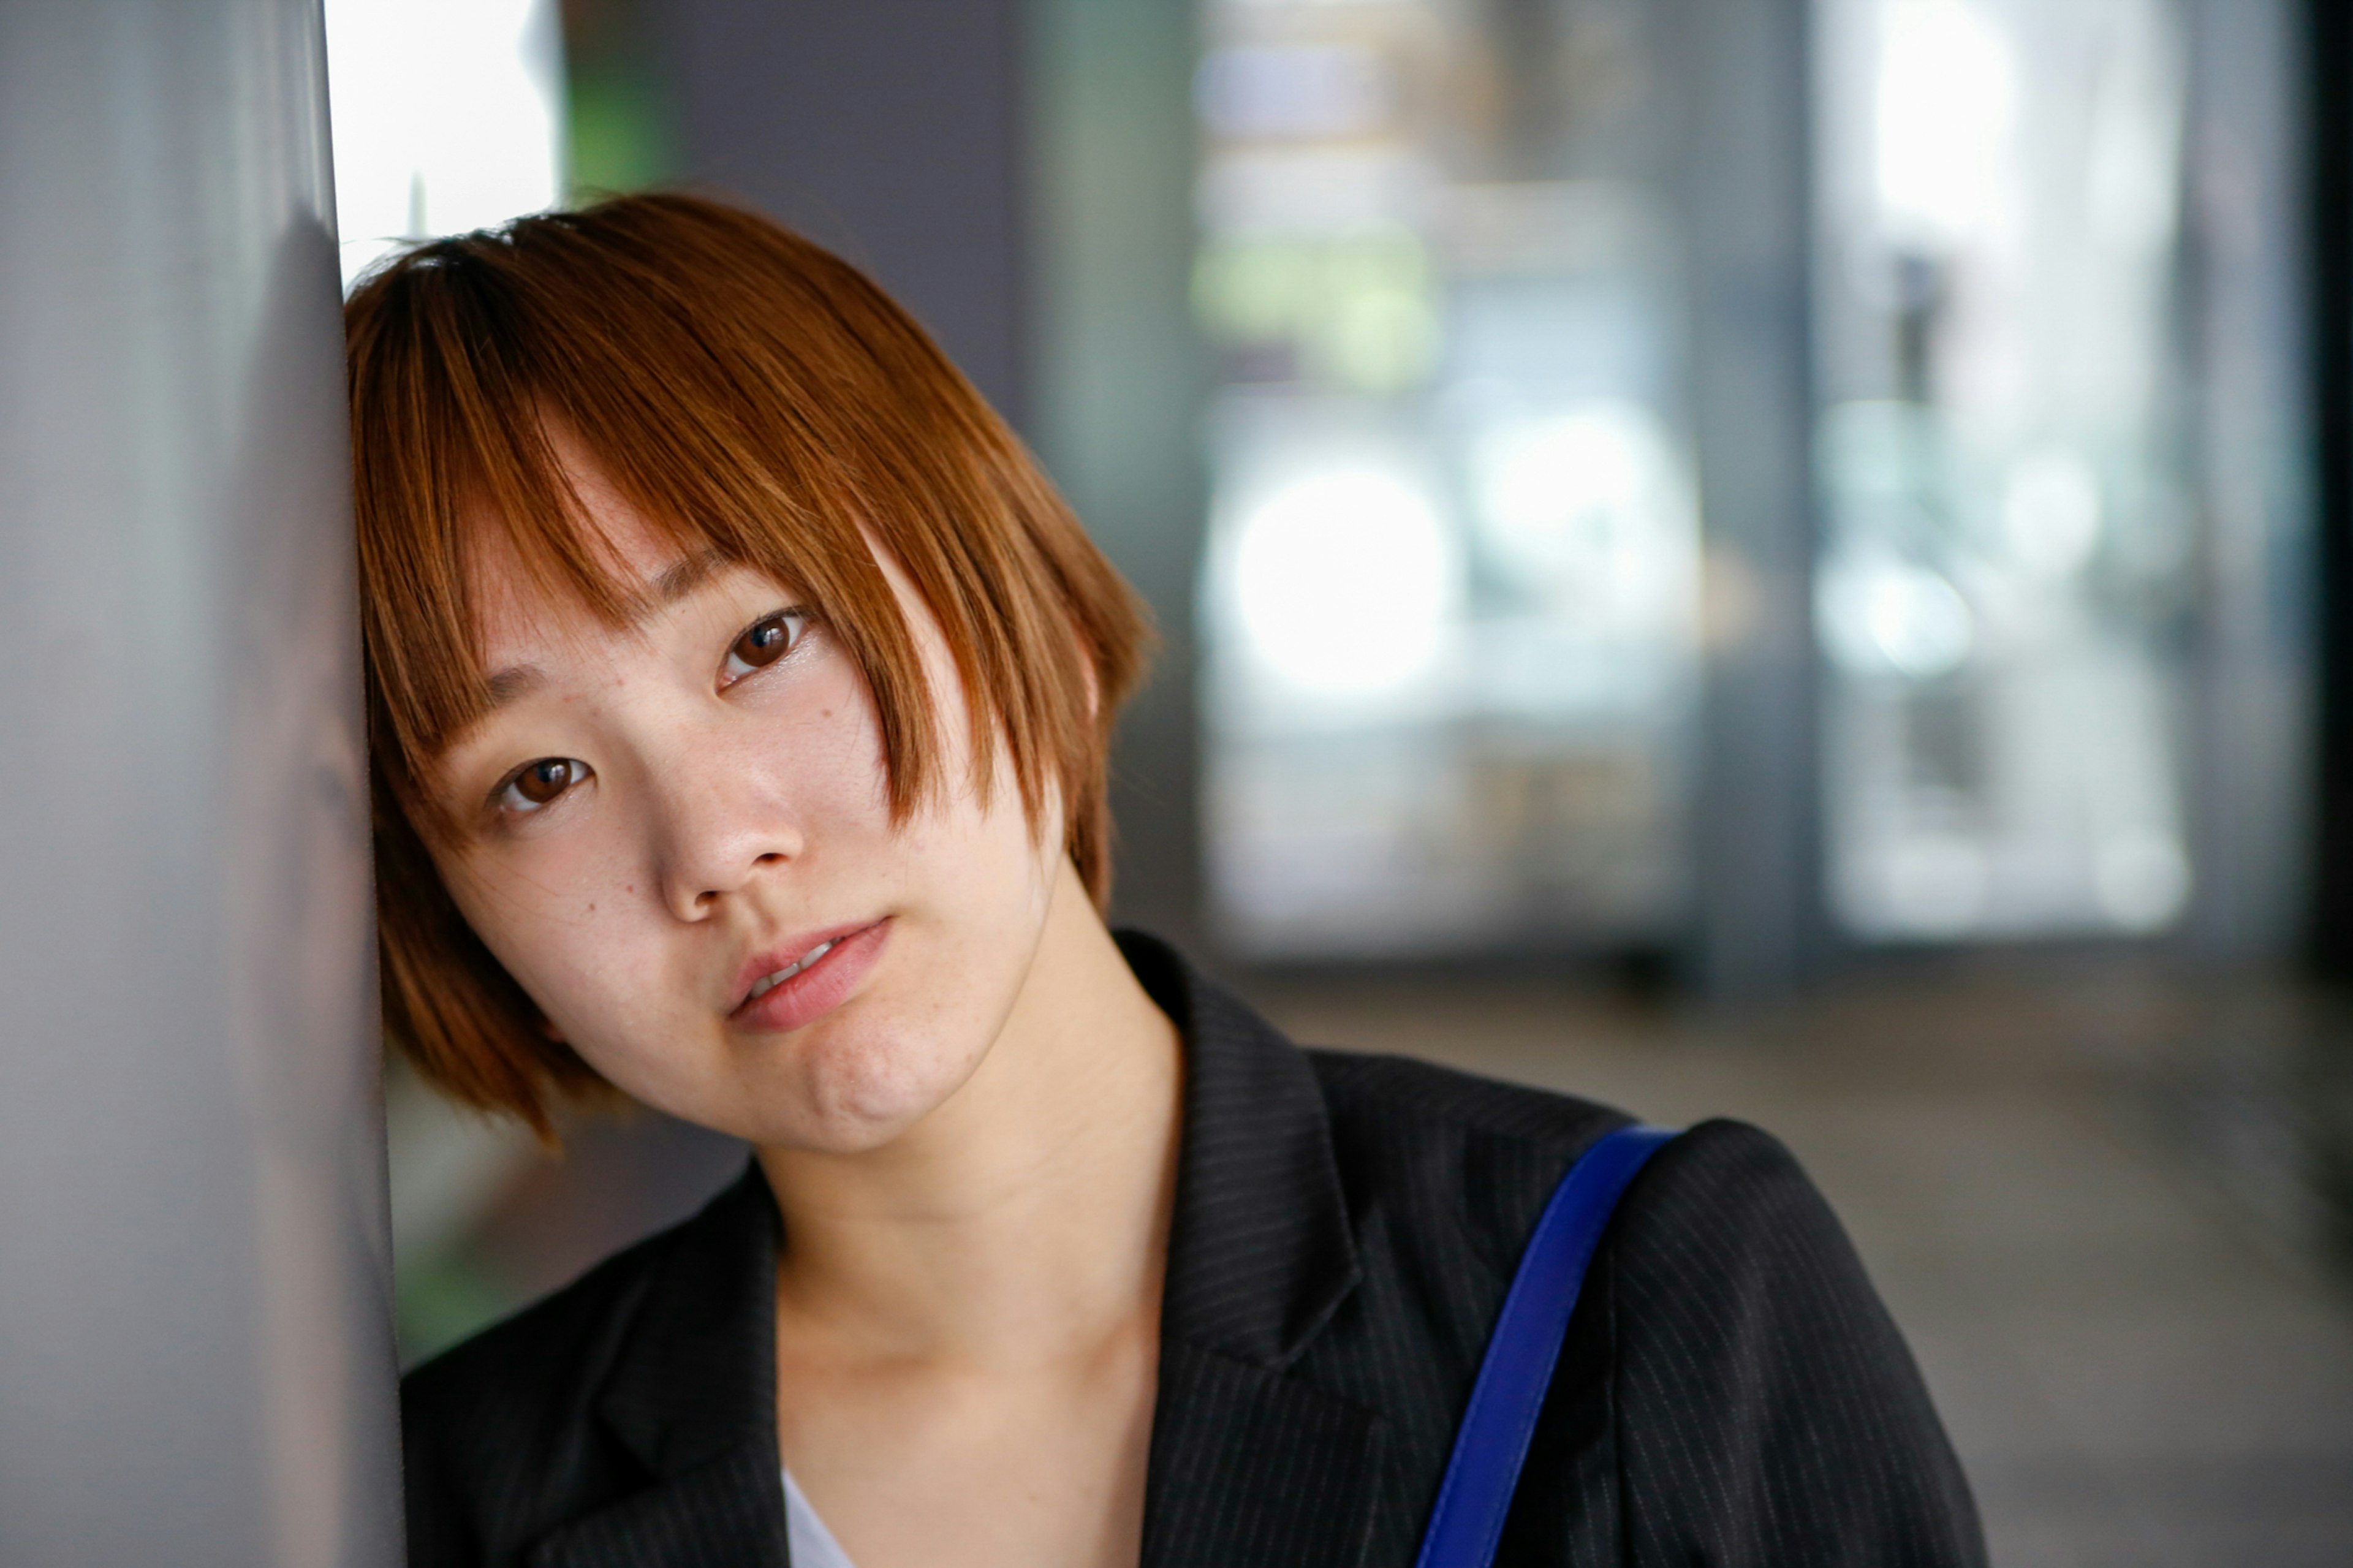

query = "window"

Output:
[[1195, 0, 1700, 958], [1814, 0, 2192, 939]]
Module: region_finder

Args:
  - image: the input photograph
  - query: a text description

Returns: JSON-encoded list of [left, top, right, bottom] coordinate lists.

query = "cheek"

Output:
[[763, 661, 895, 831], [442, 836, 668, 1040], [893, 787, 1057, 922]]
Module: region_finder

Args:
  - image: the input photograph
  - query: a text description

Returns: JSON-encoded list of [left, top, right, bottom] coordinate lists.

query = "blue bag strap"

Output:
[[1412, 1124, 1678, 1568]]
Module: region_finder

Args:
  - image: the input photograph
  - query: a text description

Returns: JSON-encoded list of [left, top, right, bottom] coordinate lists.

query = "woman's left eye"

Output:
[[721, 608, 808, 686], [495, 756, 591, 816]]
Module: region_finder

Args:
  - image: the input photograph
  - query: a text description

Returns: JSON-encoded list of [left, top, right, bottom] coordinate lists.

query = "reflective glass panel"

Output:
[[1813, 0, 2192, 939], [1196, 0, 1699, 958]]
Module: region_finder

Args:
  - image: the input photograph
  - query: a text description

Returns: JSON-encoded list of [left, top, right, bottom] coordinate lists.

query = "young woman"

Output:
[[356, 194, 1985, 1568]]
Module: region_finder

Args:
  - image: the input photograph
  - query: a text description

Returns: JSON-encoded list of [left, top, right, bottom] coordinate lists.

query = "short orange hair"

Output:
[[347, 193, 1148, 1134]]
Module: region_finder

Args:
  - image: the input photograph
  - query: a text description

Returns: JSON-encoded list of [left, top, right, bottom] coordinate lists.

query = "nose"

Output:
[[648, 738, 804, 921]]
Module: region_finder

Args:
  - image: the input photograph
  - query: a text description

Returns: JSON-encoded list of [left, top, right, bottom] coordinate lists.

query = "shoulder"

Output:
[[396, 1165, 778, 1566], [401, 1212, 677, 1450], [1305, 1047, 1634, 1281], [1302, 1046, 1917, 1386], [1308, 1045, 1628, 1148], [1306, 1046, 1846, 1280], [1298, 1055, 1981, 1561], [1594, 1122, 1988, 1564], [1602, 1114, 1909, 1371], [397, 1213, 684, 1561]]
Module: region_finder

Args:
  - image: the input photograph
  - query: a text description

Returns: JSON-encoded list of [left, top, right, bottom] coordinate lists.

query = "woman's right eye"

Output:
[[721, 608, 809, 687], [496, 757, 589, 815]]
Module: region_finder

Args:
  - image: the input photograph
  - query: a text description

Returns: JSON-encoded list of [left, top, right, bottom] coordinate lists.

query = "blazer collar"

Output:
[[533, 1165, 790, 1567], [1119, 931, 1362, 1366], [593, 1164, 784, 1474], [1120, 933, 1384, 1568], [539, 933, 1376, 1567]]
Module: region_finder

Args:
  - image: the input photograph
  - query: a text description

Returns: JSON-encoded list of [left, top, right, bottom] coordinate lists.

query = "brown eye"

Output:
[[498, 757, 586, 814], [722, 608, 808, 684]]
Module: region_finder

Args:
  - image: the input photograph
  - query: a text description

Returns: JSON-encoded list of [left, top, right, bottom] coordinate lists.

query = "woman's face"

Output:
[[425, 457, 1065, 1153]]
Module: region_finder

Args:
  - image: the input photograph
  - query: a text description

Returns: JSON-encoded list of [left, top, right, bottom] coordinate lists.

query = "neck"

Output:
[[755, 866, 1184, 1367]]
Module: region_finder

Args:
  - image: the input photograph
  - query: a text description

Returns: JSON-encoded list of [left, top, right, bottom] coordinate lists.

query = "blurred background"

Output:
[[328, 0, 2353, 1560]]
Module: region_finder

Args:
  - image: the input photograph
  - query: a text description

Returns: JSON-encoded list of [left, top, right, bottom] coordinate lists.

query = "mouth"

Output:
[[747, 940, 838, 1001], [729, 918, 892, 1033]]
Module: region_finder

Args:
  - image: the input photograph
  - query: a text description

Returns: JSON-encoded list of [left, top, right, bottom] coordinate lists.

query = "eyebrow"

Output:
[[479, 550, 730, 713]]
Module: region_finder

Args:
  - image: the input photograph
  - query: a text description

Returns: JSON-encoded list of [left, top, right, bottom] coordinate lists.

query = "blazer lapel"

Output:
[[1143, 1341, 1385, 1568], [525, 1444, 792, 1568], [1121, 934, 1385, 1568], [530, 1165, 792, 1568]]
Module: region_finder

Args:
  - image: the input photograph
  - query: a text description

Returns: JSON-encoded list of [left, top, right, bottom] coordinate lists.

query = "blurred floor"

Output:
[[1247, 958, 2353, 1568]]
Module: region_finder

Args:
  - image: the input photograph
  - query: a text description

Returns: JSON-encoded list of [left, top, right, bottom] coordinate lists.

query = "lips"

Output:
[[729, 918, 890, 1034], [746, 939, 837, 1001]]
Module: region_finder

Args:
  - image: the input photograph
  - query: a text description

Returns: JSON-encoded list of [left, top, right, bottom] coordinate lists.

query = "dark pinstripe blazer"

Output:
[[401, 933, 1987, 1567]]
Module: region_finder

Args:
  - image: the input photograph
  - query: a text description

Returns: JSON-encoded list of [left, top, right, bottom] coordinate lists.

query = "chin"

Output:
[[757, 1012, 990, 1153]]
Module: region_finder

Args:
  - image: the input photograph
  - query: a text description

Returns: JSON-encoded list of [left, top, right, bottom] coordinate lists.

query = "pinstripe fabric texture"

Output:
[[400, 933, 1985, 1567]]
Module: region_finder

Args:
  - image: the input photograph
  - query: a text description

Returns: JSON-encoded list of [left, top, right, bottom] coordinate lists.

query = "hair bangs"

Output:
[[352, 232, 944, 836]]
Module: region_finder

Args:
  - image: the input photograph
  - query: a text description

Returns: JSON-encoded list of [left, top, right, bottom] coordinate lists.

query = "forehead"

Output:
[[461, 433, 719, 668]]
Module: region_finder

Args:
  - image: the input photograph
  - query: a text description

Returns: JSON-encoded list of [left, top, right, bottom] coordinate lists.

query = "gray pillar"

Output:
[[2180, 0, 2316, 963], [1670, 0, 1825, 994], [0, 4, 400, 1565]]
